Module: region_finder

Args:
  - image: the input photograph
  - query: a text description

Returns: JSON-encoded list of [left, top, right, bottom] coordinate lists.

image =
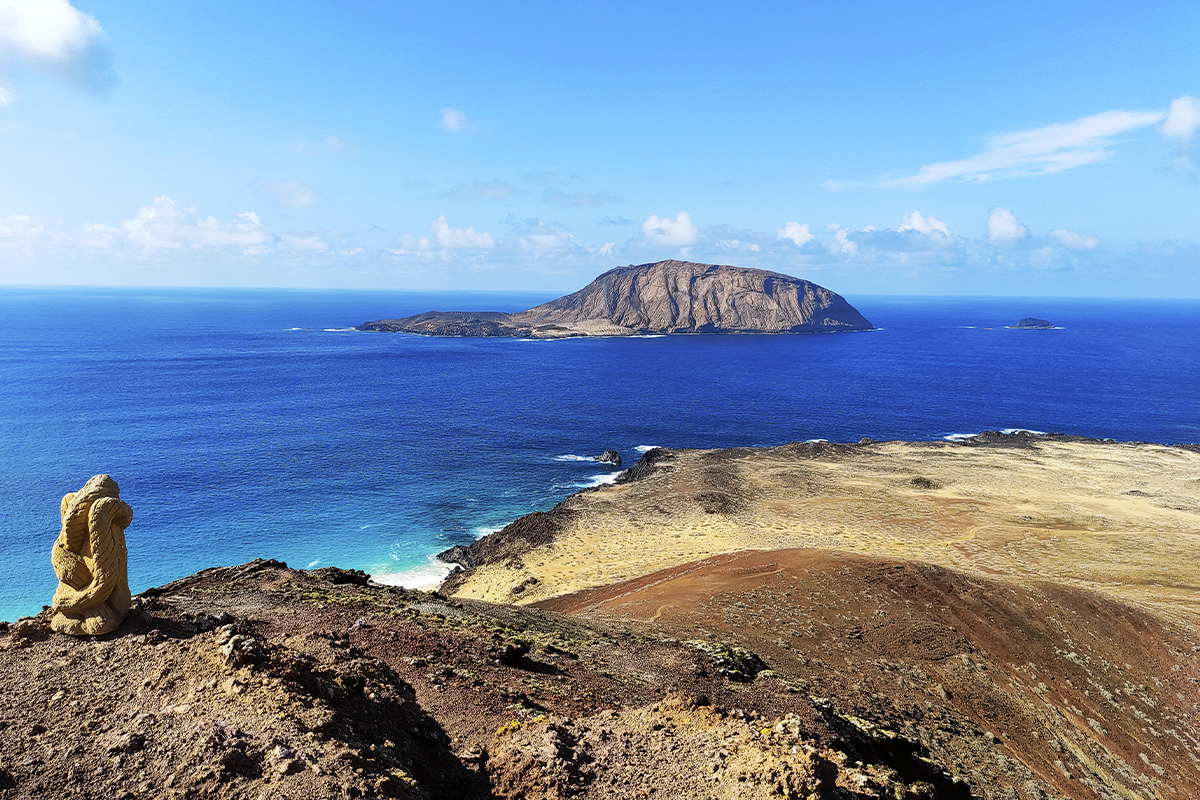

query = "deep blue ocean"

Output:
[[2, 287, 1198, 622]]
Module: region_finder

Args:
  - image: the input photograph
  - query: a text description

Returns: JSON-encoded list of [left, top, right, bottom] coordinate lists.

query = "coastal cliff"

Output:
[[358, 260, 873, 338]]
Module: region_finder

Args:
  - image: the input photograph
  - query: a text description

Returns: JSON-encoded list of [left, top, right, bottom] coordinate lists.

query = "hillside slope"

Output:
[[358, 260, 873, 337]]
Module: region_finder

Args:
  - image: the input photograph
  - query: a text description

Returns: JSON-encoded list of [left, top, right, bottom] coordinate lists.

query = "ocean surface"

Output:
[[2, 287, 1198, 622]]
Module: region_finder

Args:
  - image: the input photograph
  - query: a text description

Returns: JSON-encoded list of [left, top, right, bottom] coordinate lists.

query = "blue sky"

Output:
[[0, 0, 1197, 295]]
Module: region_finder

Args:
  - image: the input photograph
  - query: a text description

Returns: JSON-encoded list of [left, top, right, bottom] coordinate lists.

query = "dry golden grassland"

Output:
[[449, 440, 1200, 625]]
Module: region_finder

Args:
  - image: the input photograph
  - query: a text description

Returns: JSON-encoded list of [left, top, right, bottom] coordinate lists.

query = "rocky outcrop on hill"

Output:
[[5, 551, 1196, 799], [2, 558, 983, 800], [358, 260, 874, 338], [1009, 317, 1054, 329]]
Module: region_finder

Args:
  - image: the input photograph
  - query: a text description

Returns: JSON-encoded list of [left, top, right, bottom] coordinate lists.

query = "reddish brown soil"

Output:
[[538, 548, 1200, 800], [1, 560, 970, 800]]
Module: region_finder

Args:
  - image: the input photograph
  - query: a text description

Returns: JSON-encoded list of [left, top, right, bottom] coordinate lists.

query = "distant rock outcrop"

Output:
[[595, 450, 622, 466], [1009, 317, 1054, 329], [358, 260, 873, 338]]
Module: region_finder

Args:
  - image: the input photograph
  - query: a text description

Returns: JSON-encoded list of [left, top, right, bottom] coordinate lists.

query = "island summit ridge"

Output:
[[358, 260, 874, 338]]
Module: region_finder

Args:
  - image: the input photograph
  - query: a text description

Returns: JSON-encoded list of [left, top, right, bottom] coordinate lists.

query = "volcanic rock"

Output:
[[358, 260, 873, 338], [1010, 317, 1054, 329], [594, 449, 621, 466]]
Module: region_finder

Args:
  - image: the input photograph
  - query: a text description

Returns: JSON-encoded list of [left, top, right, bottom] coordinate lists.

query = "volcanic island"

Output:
[[357, 260, 875, 338]]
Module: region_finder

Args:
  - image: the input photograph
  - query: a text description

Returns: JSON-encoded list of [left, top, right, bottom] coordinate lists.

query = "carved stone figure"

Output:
[[50, 474, 133, 636]]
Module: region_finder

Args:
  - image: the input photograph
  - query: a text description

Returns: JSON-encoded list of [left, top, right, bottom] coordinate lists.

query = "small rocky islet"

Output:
[[358, 260, 874, 338], [1009, 317, 1055, 329]]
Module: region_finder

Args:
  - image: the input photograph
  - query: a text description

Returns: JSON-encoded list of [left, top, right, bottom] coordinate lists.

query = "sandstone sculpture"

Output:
[[358, 260, 874, 338], [50, 474, 133, 636]]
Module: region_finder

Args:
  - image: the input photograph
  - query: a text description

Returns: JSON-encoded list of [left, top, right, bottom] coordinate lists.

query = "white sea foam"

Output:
[[371, 558, 455, 590], [633, 444, 660, 453], [556, 471, 622, 490], [307, 559, 320, 568], [287, 327, 304, 331], [631, 334, 665, 338], [472, 526, 503, 538], [553, 454, 593, 462], [944, 428, 1048, 442], [805, 438, 829, 443], [323, 327, 357, 332], [581, 472, 621, 488]]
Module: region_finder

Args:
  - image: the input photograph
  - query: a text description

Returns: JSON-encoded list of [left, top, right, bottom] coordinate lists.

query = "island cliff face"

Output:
[[358, 260, 873, 338]]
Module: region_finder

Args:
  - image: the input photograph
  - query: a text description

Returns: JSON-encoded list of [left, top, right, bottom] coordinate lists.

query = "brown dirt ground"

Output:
[[1, 560, 985, 800], [538, 547, 1200, 800]]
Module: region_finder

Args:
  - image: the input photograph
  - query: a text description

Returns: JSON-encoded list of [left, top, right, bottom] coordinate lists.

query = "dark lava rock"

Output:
[[595, 449, 622, 466], [1010, 317, 1054, 329]]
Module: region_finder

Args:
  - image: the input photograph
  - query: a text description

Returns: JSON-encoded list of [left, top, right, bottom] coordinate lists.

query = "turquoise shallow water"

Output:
[[1, 287, 1197, 622]]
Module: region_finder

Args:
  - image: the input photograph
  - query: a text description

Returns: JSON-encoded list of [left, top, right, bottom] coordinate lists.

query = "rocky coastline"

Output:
[[3, 433, 1199, 799]]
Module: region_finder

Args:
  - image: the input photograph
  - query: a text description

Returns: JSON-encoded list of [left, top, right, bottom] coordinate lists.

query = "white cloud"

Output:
[[256, 179, 316, 208], [777, 221, 814, 246], [888, 110, 1165, 186], [898, 211, 951, 236], [641, 211, 698, 246], [514, 221, 579, 255], [0, 86, 11, 106], [825, 223, 857, 255], [279, 235, 328, 252], [1049, 228, 1099, 250], [986, 207, 1029, 244], [542, 189, 621, 207], [443, 180, 518, 200], [121, 196, 271, 254], [0, 212, 44, 246], [440, 107, 467, 133], [80, 220, 119, 247], [0, 0, 116, 91], [418, 216, 494, 250], [1163, 95, 1200, 142]]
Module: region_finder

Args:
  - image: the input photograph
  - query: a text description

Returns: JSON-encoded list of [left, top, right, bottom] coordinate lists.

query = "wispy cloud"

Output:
[[255, 179, 316, 208], [541, 189, 621, 208], [0, 0, 117, 92], [279, 235, 328, 252], [442, 180, 520, 200], [879, 110, 1164, 187], [440, 108, 468, 133], [1049, 228, 1099, 251]]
